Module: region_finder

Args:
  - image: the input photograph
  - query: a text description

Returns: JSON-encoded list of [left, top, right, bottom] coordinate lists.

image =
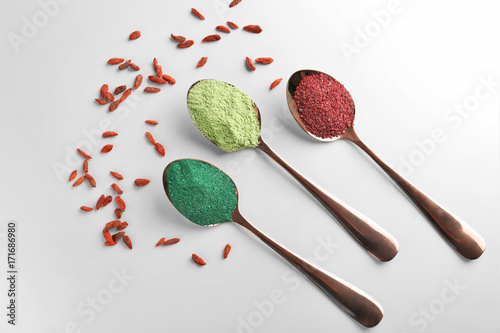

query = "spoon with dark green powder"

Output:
[[163, 158, 384, 328], [187, 79, 398, 262]]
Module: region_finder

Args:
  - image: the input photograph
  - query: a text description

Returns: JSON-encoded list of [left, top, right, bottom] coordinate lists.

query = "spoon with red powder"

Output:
[[287, 69, 485, 260]]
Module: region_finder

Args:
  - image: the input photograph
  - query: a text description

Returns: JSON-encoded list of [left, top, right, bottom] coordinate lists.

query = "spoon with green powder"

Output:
[[187, 79, 399, 262], [286, 69, 485, 260], [163, 158, 384, 328]]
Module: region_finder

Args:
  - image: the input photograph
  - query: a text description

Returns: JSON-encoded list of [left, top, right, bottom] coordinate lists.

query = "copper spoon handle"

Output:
[[256, 139, 399, 262], [232, 210, 383, 328], [342, 127, 485, 259]]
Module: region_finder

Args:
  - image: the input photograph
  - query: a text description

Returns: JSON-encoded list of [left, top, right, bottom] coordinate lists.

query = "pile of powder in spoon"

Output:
[[294, 73, 355, 139]]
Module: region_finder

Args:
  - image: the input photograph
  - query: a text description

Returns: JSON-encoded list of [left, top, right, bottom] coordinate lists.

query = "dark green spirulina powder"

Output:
[[187, 79, 261, 152], [164, 159, 238, 226]]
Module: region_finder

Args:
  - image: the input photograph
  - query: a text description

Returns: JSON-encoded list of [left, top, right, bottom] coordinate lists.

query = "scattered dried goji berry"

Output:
[[95, 98, 107, 105], [119, 59, 132, 70], [191, 8, 205, 20], [102, 195, 113, 207], [270, 78, 283, 90], [83, 160, 88, 173], [85, 173, 96, 187], [243, 25, 262, 33], [171, 34, 186, 43], [192, 253, 206, 266], [177, 40, 194, 48], [109, 101, 120, 112], [145, 120, 158, 125], [223, 244, 232, 258], [110, 171, 123, 180], [144, 87, 161, 93], [134, 74, 143, 90], [112, 231, 126, 242], [197, 57, 208, 68], [107, 58, 124, 65], [123, 235, 133, 249], [119, 88, 132, 103], [114, 85, 127, 95], [73, 176, 85, 187], [77, 148, 92, 160], [100, 84, 109, 100], [156, 238, 166, 247], [255, 57, 274, 64], [101, 144, 113, 153], [114, 208, 122, 219], [161, 74, 176, 85], [117, 221, 128, 230], [105, 91, 115, 102], [134, 179, 150, 187], [145, 132, 156, 145], [111, 183, 123, 195], [216, 26, 230, 33], [130, 63, 140, 71], [155, 142, 165, 156], [245, 57, 256, 71], [148, 75, 168, 84], [81, 206, 93, 212], [129, 31, 141, 40], [229, 0, 242, 7], [163, 238, 180, 246], [103, 131, 118, 138], [202, 34, 221, 42], [96, 194, 105, 210], [69, 170, 77, 182], [227, 21, 239, 29], [115, 196, 126, 211]]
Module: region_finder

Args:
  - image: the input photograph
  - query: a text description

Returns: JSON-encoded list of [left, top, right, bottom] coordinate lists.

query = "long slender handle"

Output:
[[342, 127, 485, 259], [256, 140, 399, 262], [232, 210, 384, 327]]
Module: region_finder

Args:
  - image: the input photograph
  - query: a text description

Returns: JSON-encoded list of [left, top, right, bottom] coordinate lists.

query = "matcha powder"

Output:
[[187, 80, 261, 152], [165, 159, 238, 226]]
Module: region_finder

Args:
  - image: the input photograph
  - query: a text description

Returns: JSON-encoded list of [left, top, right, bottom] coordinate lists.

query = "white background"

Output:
[[0, 0, 499, 332]]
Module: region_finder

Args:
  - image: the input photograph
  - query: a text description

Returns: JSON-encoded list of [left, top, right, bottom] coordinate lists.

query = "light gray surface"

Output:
[[0, 0, 499, 332]]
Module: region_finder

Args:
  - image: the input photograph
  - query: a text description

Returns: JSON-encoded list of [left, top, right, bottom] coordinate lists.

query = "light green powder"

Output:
[[187, 80, 261, 152]]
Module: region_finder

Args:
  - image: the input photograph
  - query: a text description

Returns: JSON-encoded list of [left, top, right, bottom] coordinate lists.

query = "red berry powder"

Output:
[[294, 73, 355, 139]]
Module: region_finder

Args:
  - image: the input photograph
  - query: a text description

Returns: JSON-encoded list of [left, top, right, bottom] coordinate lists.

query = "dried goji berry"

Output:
[[101, 144, 113, 153], [83, 160, 88, 173], [129, 63, 140, 71], [109, 101, 120, 112], [216, 26, 230, 33], [229, 0, 242, 7], [155, 142, 165, 156], [129, 31, 141, 40], [145, 132, 156, 145], [114, 85, 127, 95], [69, 170, 77, 182], [114, 208, 122, 219], [95, 98, 107, 105], [255, 57, 274, 64], [177, 40, 194, 48], [243, 25, 262, 33], [191, 8, 205, 20], [111, 183, 123, 195], [119, 88, 132, 103], [161, 74, 176, 85], [270, 78, 283, 90], [117, 221, 128, 230], [110, 171, 123, 180], [202, 34, 221, 42], [115, 196, 126, 211], [192, 253, 206, 266], [123, 235, 133, 249], [77, 148, 92, 160], [171, 34, 186, 43], [119, 59, 132, 70], [145, 120, 158, 125], [197, 57, 208, 68], [112, 231, 126, 242], [73, 176, 85, 187], [148, 75, 168, 84], [85, 173, 96, 187], [134, 74, 143, 90], [103, 131, 118, 138], [100, 84, 109, 100], [107, 58, 124, 65], [134, 178, 150, 187], [102, 195, 113, 207], [96, 194, 105, 210], [105, 91, 115, 102], [245, 57, 256, 71], [223, 244, 231, 258], [163, 238, 180, 246], [227, 21, 239, 29], [156, 238, 165, 247], [81, 206, 93, 212], [144, 87, 161, 93]]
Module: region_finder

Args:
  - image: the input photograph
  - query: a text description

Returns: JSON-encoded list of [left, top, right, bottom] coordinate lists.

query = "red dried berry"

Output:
[[101, 144, 113, 153], [144, 87, 161, 93], [104, 241, 117, 246], [134, 178, 150, 187], [103, 231, 114, 244], [155, 142, 165, 156], [96, 194, 105, 210], [134, 74, 143, 90], [106, 91, 115, 102], [245, 57, 256, 71], [163, 238, 180, 246], [114, 85, 126, 95], [145, 120, 158, 125], [109, 101, 120, 112], [81, 206, 93, 212], [171, 34, 186, 43], [114, 208, 122, 219], [77, 148, 92, 160], [110, 171, 123, 180], [148, 75, 168, 84], [111, 183, 123, 195], [216, 26, 230, 33], [119, 59, 132, 70], [103, 131, 118, 138], [83, 160, 88, 173], [227, 21, 239, 29], [177, 40, 194, 48], [102, 196, 113, 207], [117, 221, 128, 230], [73, 176, 85, 187], [95, 98, 107, 105], [115, 196, 126, 211], [255, 57, 274, 64], [192, 253, 206, 266], [197, 57, 208, 68], [243, 25, 262, 33], [145, 132, 156, 145], [129, 63, 140, 71], [191, 8, 205, 20], [156, 238, 166, 247], [229, 0, 242, 7], [129, 31, 141, 40], [161, 74, 176, 85], [85, 173, 96, 188], [202, 34, 221, 42], [270, 78, 283, 90], [112, 231, 126, 242], [100, 84, 109, 100], [223, 244, 231, 258], [69, 170, 77, 182], [122, 235, 133, 249], [119, 88, 132, 103], [107, 58, 124, 65]]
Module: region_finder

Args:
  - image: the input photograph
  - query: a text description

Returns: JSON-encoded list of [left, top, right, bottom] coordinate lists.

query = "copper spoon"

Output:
[[286, 69, 485, 260], [163, 158, 384, 328], [187, 80, 399, 262]]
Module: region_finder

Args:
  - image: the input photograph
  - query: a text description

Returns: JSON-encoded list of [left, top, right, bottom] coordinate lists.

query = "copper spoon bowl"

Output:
[[187, 80, 399, 262], [286, 69, 485, 260], [163, 158, 384, 328]]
